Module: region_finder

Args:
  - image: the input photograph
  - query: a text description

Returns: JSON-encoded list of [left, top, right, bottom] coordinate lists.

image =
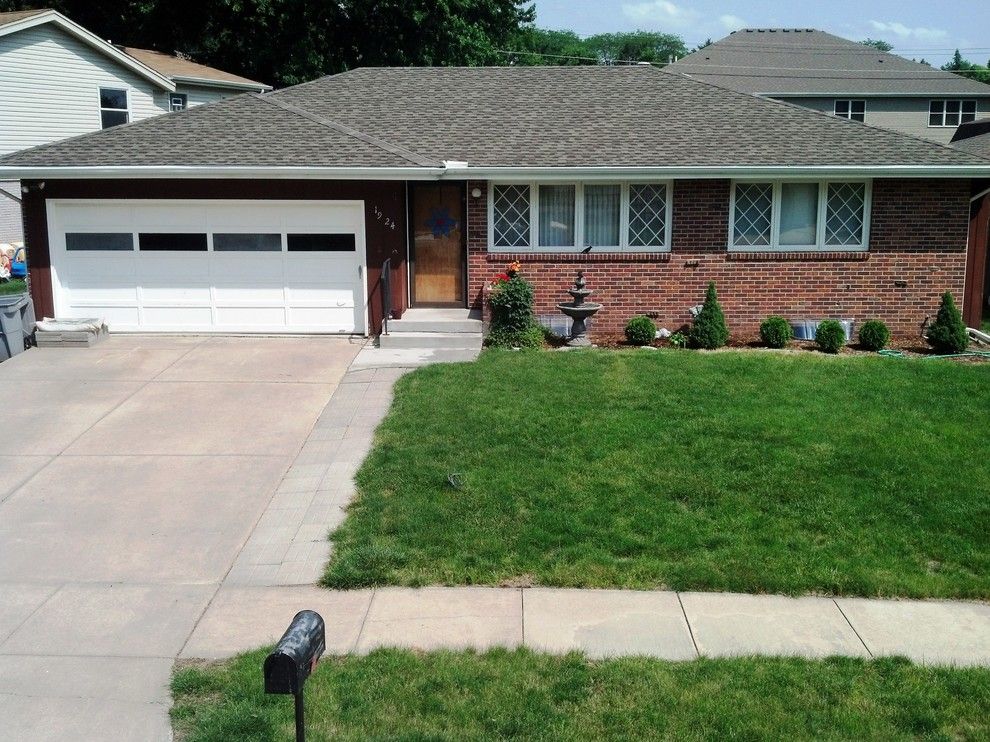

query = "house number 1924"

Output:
[[373, 205, 397, 230]]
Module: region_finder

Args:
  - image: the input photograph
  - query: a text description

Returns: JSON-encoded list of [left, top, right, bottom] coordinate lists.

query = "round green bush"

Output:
[[815, 320, 847, 354], [624, 315, 657, 345], [858, 320, 891, 351], [759, 316, 793, 349]]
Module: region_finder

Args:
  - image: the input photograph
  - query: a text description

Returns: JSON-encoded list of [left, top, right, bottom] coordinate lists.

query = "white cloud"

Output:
[[718, 14, 747, 32], [622, 1, 700, 29], [868, 20, 948, 42]]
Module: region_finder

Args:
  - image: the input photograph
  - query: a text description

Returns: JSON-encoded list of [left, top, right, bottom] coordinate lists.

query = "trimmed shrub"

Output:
[[815, 320, 846, 354], [858, 320, 891, 351], [689, 282, 729, 349], [487, 275, 544, 349], [486, 323, 544, 349], [625, 315, 657, 345], [759, 316, 793, 349], [488, 276, 535, 334], [926, 291, 968, 353]]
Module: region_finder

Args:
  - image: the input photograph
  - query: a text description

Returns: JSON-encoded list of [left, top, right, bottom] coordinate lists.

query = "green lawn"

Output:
[[171, 648, 990, 741], [324, 350, 990, 598], [0, 278, 26, 296]]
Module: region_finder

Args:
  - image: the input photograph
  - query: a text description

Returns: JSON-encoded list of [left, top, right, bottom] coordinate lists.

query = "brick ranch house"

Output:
[[1, 66, 988, 339]]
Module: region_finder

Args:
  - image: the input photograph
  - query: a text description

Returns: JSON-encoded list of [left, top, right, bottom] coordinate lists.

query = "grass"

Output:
[[0, 278, 26, 296], [170, 648, 990, 741], [323, 350, 990, 598]]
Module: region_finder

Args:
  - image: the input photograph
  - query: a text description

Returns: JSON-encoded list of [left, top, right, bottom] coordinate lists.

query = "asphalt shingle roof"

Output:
[[121, 46, 268, 89], [671, 29, 990, 96], [0, 8, 48, 28], [951, 119, 990, 158], [1, 66, 988, 170]]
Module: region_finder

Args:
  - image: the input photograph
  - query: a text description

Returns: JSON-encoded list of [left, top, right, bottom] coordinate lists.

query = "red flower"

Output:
[[492, 272, 510, 283]]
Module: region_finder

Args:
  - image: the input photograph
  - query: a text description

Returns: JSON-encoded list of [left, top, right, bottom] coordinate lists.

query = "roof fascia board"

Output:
[[172, 75, 272, 92], [761, 91, 990, 98], [0, 166, 445, 180], [451, 165, 990, 179], [3, 164, 989, 181], [0, 11, 175, 91]]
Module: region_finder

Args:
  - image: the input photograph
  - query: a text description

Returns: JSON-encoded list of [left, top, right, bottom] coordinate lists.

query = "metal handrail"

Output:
[[380, 257, 391, 335]]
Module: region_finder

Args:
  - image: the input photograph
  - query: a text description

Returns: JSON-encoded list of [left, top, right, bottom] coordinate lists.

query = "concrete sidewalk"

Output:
[[183, 585, 990, 667]]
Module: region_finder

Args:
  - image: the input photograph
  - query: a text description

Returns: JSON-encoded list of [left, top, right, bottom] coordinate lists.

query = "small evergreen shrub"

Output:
[[487, 272, 543, 349], [689, 282, 729, 349], [488, 276, 535, 334], [858, 320, 891, 351], [624, 315, 657, 345], [815, 320, 846, 354], [926, 291, 968, 353], [759, 316, 792, 349]]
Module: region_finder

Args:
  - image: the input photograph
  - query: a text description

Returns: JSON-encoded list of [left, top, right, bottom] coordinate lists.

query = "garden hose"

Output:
[[877, 349, 990, 360]]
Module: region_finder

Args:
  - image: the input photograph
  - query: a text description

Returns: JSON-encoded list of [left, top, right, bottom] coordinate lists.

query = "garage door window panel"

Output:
[[138, 233, 208, 251], [65, 233, 134, 251], [286, 234, 356, 252], [213, 233, 282, 252]]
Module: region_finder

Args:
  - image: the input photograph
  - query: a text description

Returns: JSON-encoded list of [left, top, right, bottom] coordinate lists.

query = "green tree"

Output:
[[0, 0, 536, 87], [861, 38, 893, 52], [508, 28, 686, 66], [941, 49, 990, 83]]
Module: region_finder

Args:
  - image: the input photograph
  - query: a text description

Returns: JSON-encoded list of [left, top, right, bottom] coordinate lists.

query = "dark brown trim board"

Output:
[[965, 190, 990, 327]]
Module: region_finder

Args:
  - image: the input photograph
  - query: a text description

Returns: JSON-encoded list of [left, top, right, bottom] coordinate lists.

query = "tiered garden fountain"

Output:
[[557, 270, 602, 347]]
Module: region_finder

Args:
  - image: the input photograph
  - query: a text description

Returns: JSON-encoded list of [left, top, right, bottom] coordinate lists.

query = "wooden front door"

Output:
[[411, 183, 465, 306]]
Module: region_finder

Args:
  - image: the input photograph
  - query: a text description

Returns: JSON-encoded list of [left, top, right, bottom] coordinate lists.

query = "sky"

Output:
[[532, 0, 990, 67]]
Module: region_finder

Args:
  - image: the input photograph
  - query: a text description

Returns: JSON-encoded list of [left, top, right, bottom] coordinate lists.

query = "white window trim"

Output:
[[97, 85, 131, 128], [728, 180, 872, 252], [833, 99, 866, 121], [928, 99, 978, 128], [488, 181, 672, 253]]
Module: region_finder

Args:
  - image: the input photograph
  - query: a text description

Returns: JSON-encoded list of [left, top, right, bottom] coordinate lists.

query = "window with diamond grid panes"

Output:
[[628, 184, 668, 248], [492, 184, 531, 248], [732, 183, 773, 246]]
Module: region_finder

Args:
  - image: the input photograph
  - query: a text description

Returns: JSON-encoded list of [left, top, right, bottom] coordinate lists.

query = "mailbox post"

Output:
[[264, 610, 326, 742]]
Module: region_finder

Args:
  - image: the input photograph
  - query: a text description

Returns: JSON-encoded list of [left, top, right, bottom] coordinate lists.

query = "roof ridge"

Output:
[[656, 67, 990, 163], [252, 93, 439, 167]]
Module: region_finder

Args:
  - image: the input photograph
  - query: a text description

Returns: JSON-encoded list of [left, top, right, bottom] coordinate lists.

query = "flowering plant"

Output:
[[506, 260, 522, 278]]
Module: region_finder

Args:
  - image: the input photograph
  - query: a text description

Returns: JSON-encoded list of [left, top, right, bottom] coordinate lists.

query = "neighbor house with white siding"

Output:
[[0, 8, 269, 243]]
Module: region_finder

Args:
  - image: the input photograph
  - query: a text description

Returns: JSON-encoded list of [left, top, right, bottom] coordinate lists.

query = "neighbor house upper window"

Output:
[[929, 99, 977, 127], [490, 182, 670, 252], [730, 181, 870, 251], [834, 99, 865, 122], [99, 87, 129, 128], [168, 93, 188, 112]]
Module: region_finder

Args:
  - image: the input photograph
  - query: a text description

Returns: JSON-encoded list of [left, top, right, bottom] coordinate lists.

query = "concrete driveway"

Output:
[[0, 335, 361, 740]]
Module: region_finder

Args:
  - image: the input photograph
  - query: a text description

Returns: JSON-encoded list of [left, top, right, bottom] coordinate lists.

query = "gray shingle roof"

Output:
[[1, 65, 988, 170], [951, 119, 990, 158], [671, 29, 990, 96], [0, 8, 48, 29]]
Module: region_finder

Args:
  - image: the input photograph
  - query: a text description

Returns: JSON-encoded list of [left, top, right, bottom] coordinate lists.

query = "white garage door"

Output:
[[48, 200, 367, 334]]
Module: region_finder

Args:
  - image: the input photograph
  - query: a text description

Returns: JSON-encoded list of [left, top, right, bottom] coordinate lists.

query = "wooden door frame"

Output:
[[964, 190, 990, 327], [408, 181, 468, 308]]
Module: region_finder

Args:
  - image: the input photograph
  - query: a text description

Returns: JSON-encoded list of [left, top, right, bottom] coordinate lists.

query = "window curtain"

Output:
[[583, 184, 620, 247], [779, 183, 818, 246], [539, 185, 575, 247]]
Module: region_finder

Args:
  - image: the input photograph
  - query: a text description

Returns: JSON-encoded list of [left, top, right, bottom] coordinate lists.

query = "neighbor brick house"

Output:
[[0, 66, 988, 339]]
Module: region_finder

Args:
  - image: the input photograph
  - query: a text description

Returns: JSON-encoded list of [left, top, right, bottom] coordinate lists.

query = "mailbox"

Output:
[[265, 610, 326, 695]]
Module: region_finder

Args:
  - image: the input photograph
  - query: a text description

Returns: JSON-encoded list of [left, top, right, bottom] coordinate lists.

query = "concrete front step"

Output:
[[387, 317, 482, 334], [379, 331, 483, 350]]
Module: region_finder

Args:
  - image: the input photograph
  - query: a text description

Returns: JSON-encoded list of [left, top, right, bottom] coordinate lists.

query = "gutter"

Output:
[[0, 166, 446, 180], [1, 164, 989, 182], [172, 75, 272, 92]]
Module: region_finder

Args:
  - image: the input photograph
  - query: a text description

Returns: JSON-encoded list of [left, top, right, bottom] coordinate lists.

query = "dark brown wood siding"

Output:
[[21, 179, 410, 332]]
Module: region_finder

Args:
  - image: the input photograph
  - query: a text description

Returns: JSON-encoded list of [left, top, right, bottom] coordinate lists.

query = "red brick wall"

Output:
[[467, 178, 970, 339]]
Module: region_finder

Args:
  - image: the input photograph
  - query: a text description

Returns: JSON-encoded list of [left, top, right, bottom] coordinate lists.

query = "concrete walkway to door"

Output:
[[0, 334, 361, 741]]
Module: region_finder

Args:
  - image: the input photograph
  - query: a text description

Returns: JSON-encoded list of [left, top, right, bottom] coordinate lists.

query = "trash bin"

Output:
[[0, 293, 30, 361]]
